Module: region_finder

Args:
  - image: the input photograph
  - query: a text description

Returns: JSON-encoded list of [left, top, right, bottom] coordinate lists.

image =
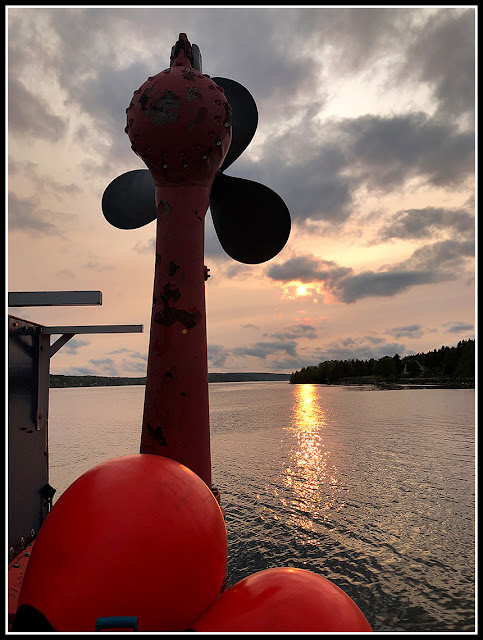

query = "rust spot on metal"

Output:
[[139, 88, 153, 110], [157, 200, 172, 216], [186, 86, 202, 101], [147, 423, 167, 447], [154, 282, 202, 328], [176, 308, 202, 329], [182, 71, 197, 82], [163, 282, 181, 302], [167, 260, 181, 276], [154, 307, 177, 326], [140, 88, 181, 126]]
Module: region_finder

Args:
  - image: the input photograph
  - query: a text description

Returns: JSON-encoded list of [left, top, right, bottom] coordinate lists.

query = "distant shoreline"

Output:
[[50, 373, 291, 388], [49, 373, 473, 389], [292, 378, 475, 390]]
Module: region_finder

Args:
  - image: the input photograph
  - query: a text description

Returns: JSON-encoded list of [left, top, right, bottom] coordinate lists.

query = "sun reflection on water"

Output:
[[284, 385, 344, 537]]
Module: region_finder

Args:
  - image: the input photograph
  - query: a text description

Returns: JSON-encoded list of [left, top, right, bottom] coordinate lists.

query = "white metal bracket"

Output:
[[8, 290, 143, 431]]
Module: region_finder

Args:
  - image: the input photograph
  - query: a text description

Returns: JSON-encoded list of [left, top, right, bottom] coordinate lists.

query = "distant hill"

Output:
[[208, 373, 290, 383], [50, 372, 291, 388]]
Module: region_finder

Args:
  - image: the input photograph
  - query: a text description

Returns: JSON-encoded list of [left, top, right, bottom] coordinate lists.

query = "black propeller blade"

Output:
[[210, 77, 258, 173], [209, 173, 291, 264], [102, 169, 156, 230], [207, 78, 290, 263]]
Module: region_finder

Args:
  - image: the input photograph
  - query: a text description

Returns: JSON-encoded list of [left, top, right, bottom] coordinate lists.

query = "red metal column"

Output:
[[126, 34, 232, 487], [140, 185, 211, 485]]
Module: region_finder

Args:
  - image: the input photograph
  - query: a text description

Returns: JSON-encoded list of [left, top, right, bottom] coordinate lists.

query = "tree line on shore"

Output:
[[290, 339, 475, 384]]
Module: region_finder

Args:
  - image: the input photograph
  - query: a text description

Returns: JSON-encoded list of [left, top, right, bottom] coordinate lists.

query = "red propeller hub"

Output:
[[125, 33, 232, 187]]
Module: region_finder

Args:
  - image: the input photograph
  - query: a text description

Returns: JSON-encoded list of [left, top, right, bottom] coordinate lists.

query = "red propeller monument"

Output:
[[125, 34, 233, 486], [103, 33, 291, 487]]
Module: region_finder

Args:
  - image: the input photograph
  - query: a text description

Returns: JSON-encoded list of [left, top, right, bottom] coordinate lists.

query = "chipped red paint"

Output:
[[130, 34, 232, 486]]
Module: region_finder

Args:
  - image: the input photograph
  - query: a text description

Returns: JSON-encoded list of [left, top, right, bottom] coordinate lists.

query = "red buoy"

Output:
[[17, 454, 227, 631], [192, 567, 373, 632]]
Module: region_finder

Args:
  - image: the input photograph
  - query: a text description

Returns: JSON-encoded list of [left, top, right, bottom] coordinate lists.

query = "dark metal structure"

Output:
[[8, 315, 50, 558]]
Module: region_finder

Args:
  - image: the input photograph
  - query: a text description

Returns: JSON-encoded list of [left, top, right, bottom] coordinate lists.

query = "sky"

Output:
[[7, 6, 476, 376]]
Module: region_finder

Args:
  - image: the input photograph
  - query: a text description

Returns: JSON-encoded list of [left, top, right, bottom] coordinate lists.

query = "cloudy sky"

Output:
[[7, 6, 476, 376]]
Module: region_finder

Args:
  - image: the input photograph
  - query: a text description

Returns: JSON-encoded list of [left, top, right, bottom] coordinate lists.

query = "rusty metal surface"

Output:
[[125, 33, 232, 188]]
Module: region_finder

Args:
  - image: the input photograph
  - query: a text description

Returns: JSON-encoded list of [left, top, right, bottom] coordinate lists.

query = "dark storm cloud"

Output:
[[267, 235, 473, 303], [385, 324, 425, 339], [208, 344, 230, 368], [403, 239, 475, 272], [399, 8, 475, 122], [266, 141, 356, 224], [207, 332, 410, 371], [7, 7, 475, 231], [208, 341, 304, 371], [88, 357, 119, 376], [9, 158, 82, 199], [336, 270, 441, 303], [379, 206, 475, 241], [267, 255, 351, 285], [8, 192, 61, 235], [265, 324, 317, 341], [121, 352, 148, 374], [338, 238, 474, 302], [232, 340, 298, 359], [444, 321, 475, 334], [8, 77, 68, 142], [273, 334, 408, 369], [57, 365, 97, 376], [339, 113, 474, 190], [322, 338, 407, 361], [245, 110, 474, 226], [65, 61, 155, 169], [292, 7, 413, 73]]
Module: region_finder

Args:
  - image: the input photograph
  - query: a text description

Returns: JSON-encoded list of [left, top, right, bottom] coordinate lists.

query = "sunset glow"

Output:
[[7, 7, 475, 375]]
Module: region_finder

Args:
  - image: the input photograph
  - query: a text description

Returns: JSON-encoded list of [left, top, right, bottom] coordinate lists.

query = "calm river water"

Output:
[[48, 382, 475, 632]]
